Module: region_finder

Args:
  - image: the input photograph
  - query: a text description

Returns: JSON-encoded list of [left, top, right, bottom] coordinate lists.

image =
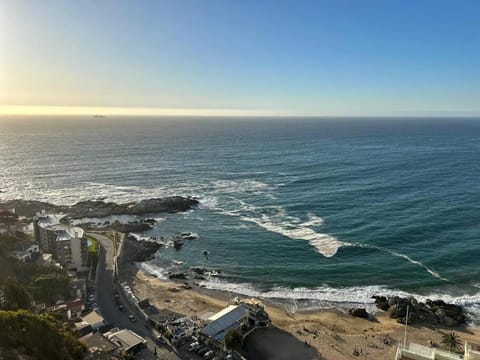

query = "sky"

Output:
[[1, 0, 480, 117]]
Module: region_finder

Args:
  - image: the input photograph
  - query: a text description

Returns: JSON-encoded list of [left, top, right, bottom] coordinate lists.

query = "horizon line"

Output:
[[1, 105, 480, 118]]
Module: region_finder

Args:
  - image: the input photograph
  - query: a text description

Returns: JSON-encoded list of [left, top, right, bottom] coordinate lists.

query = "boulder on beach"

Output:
[[169, 272, 187, 280], [371, 295, 466, 327], [349, 308, 369, 319]]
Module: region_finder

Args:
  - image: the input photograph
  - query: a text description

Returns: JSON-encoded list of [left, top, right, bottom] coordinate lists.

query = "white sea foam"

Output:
[[240, 214, 342, 257], [344, 242, 448, 282], [198, 196, 219, 209], [129, 233, 152, 242], [302, 212, 325, 227], [199, 188, 343, 257], [211, 179, 276, 195], [138, 262, 168, 280], [199, 277, 480, 324], [70, 214, 139, 226]]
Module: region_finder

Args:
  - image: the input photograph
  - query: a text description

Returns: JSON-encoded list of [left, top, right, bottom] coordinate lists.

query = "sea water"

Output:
[[1, 117, 479, 321]]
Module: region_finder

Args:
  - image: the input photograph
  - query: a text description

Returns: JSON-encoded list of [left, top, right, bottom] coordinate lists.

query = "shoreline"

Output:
[[122, 260, 480, 360]]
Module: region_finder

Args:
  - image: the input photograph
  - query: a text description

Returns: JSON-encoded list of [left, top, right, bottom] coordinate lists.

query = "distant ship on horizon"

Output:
[[93, 114, 106, 119]]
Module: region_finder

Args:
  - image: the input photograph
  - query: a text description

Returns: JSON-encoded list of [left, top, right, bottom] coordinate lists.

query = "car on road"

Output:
[[203, 350, 214, 359], [152, 329, 165, 344], [197, 347, 209, 356], [118, 304, 125, 312], [187, 341, 200, 352], [128, 314, 137, 323]]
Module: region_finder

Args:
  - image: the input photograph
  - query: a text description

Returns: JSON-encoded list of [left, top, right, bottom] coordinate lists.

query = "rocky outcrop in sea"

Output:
[[121, 235, 162, 263], [0, 197, 199, 218]]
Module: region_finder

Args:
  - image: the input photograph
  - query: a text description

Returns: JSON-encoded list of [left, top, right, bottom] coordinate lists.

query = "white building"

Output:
[[200, 301, 270, 345], [33, 211, 88, 271], [396, 341, 480, 360], [12, 244, 40, 262]]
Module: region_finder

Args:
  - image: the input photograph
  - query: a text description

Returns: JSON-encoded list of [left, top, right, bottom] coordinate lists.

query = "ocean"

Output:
[[1, 117, 479, 322]]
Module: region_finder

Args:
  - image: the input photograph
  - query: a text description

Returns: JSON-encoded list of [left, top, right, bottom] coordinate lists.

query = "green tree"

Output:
[[225, 328, 244, 351], [0, 310, 86, 360], [34, 273, 71, 305], [441, 332, 462, 353], [2, 277, 31, 310]]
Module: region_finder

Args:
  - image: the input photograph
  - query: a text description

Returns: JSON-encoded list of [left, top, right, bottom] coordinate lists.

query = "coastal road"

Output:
[[90, 232, 180, 360]]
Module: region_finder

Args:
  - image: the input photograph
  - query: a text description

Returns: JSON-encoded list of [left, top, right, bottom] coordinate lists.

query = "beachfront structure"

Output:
[[169, 317, 196, 345], [33, 211, 88, 270], [395, 341, 480, 360], [200, 301, 270, 346], [104, 328, 147, 355]]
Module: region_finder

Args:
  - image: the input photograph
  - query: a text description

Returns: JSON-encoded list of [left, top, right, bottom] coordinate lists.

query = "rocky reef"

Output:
[[120, 235, 162, 263], [0, 197, 199, 218], [372, 295, 466, 327]]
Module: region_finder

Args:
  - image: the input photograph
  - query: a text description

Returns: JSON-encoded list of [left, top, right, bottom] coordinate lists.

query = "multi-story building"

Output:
[[33, 211, 88, 271]]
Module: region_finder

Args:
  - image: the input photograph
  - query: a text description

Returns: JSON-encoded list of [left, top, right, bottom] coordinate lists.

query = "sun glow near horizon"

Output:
[[0, 105, 294, 117]]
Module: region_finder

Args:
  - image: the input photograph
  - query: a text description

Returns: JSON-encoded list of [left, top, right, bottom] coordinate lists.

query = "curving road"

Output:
[[89, 232, 180, 360]]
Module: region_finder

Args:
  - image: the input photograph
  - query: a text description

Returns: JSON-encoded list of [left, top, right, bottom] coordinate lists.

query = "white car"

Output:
[[187, 342, 200, 352], [204, 350, 214, 359]]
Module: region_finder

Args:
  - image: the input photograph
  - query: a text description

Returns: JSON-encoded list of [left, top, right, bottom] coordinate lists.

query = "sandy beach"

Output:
[[123, 264, 480, 360]]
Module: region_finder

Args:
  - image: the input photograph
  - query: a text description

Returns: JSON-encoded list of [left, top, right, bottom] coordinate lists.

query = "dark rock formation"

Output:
[[191, 267, 207, 275], [0, 197, 199, 219], [372, 296, 389, 311], [120, 236, 162, 263], [168, 272, 187, 280], [0, 200, 61, 217], [349, 308, 369, 319], [372, 295, 466, 326], [108, 221, 153, 233]]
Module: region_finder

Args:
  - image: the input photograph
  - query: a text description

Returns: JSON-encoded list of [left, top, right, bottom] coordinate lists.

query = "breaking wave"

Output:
[[344, 242, 449, 282], [199, 277, 480, 324], [239, 213, 342, 257]]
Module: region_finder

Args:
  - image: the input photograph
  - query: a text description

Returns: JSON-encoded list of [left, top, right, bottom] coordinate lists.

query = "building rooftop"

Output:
[[201, 304, 249, 341], [105, 329, 147, 351], [47, 224, 84, 241], [82, 310, 104, 326], [80, 332, 119, 354], [208, 304, 239, 322]]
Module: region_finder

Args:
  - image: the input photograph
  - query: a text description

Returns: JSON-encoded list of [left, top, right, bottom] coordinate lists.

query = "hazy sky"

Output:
[[1, 1, 479, 116]]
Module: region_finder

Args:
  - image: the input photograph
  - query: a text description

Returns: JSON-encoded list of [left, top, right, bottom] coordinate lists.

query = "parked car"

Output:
[[197, 347, 209, 356], [187, 342, 200, 352], [203, 350, 215, 359]]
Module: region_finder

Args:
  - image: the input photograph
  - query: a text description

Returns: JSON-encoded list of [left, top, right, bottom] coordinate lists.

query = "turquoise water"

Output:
[[1, 117, 479, 318]]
